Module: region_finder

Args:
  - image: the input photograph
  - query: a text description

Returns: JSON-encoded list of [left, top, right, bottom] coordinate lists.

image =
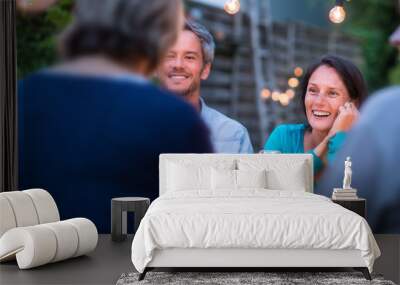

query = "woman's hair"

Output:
[[59, 0, 182, 72], [300, 55, 368, 115]]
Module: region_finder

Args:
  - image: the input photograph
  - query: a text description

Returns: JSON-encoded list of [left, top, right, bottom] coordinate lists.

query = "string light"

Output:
[[279, 93, 290, 106], [261, 88, 294, 107], [261, 88, 271, 100], [294, 67, 303, 77], [261, 89, 292, 107], [288, 77, 299, 88], [224, 0, 240, 15], [286, 89, 295, 99], [272, 91, 280, 101], [329, 0, 346, 24]]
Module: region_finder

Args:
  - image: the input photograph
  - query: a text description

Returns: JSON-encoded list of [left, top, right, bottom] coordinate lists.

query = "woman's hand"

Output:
[[328, 102, 359, 137], [312, 102, 358, 163]]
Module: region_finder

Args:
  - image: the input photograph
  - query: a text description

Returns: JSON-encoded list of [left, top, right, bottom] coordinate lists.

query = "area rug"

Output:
[[116, 271, 396, 285]]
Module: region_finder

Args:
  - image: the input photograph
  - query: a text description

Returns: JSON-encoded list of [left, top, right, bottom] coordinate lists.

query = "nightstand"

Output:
[[111, 197, 150, 242], [332, 198, 366, 218]]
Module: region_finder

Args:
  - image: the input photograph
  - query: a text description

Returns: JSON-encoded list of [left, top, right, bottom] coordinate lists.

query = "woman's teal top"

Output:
[[263, 124, 347, 174]]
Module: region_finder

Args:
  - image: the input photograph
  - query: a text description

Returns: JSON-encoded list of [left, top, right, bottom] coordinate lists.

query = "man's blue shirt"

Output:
[[200, 98, 253, 153]]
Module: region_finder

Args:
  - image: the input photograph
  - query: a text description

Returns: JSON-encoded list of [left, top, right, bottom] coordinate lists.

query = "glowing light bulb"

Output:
[[329, 4, 346, 24], [272, 91, 280, 101], [224, 0, 240, 15], [279, 93, 290, 106], [288, 77, 299, 88], [261, 88, 271, 100], [286, 89, 295, 99], [294, 67, 303, 77]]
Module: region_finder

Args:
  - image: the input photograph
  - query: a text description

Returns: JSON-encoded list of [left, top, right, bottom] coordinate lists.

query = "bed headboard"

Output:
[[159, 154, 314, 196]]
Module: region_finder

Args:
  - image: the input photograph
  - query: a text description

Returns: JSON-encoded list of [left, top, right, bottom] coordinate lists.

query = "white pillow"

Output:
[[167, 163, 211, 191], [211, 168, 236, 190], [236, 169, 267, 189], [237, 159, 308, 191], [211, 169, 268, 190], [266, 164, 307, 191], [166, 159, 236, 192]]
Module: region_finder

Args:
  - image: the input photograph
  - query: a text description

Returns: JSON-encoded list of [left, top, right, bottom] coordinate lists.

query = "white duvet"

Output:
[[131, 190, 380, 273]]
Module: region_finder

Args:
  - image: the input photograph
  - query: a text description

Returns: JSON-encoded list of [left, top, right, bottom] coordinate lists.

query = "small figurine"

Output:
[[342, 157, 352, 189], [332, 156, 357, 199]]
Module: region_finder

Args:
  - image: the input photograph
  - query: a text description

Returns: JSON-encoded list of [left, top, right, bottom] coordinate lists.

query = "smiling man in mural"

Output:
[[158, 20, 253, 154]]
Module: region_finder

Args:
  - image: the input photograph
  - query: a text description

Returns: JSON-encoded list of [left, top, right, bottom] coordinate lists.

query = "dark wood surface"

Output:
[[111, 197, 150, 242], [332, 198, 366, 218]]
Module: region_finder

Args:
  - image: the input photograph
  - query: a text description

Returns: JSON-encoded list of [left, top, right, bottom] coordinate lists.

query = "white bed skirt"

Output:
[[148, 248, 366, 268]]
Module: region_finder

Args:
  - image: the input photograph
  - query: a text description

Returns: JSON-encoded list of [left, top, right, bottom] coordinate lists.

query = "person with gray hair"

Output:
[[316, 23, 400, 235], [158, 20, 253, 153], [58, 0, 182, 75], [18, 0, 213, 233]]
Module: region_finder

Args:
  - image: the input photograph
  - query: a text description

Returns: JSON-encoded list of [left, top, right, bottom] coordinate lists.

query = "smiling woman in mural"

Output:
[[264, 55, 367, 178]]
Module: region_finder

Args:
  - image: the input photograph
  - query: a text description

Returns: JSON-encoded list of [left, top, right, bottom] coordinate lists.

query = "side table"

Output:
[[111, 197, 150, 242], [332, 198, 366, 218]]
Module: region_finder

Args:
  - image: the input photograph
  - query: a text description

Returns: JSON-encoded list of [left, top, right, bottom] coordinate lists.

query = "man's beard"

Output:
[[175, 81, 200, 97]]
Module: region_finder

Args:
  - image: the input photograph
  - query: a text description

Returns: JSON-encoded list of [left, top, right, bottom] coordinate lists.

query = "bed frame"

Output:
[[138, 154, 372, 281], [139, 248, 371, 280]]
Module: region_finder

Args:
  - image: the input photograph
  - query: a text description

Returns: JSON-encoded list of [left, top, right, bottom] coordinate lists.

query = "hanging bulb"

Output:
[[224, 0, 240, 15], [329, 0, 346, 24], [272, 91, 280, 102], [286, 89, 295, 99], [329, 6, 346, 23], [294, 67, 303, 77], [288, 77, 299, 88], [279, 93, 290, 106], [261, 88, 271, 100]]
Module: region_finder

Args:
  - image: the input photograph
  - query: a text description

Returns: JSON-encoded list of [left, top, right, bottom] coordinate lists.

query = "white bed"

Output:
[[131, 154, 380, 280]]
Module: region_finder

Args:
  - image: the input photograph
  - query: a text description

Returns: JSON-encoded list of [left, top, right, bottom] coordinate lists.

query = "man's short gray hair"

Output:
[[60, 0, 182, 72], [184, 20, 215, 65]]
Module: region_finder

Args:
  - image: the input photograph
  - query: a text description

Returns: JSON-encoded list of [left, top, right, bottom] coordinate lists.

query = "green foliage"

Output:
[[16, 0, 73, 79], [345, 0, 399, 92], [388, 54, 400, 84]]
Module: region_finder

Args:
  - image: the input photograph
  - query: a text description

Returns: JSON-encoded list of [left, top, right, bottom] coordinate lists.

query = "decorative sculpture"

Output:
[[342, 156, 352, 189], [332, 156, 357, 199]]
